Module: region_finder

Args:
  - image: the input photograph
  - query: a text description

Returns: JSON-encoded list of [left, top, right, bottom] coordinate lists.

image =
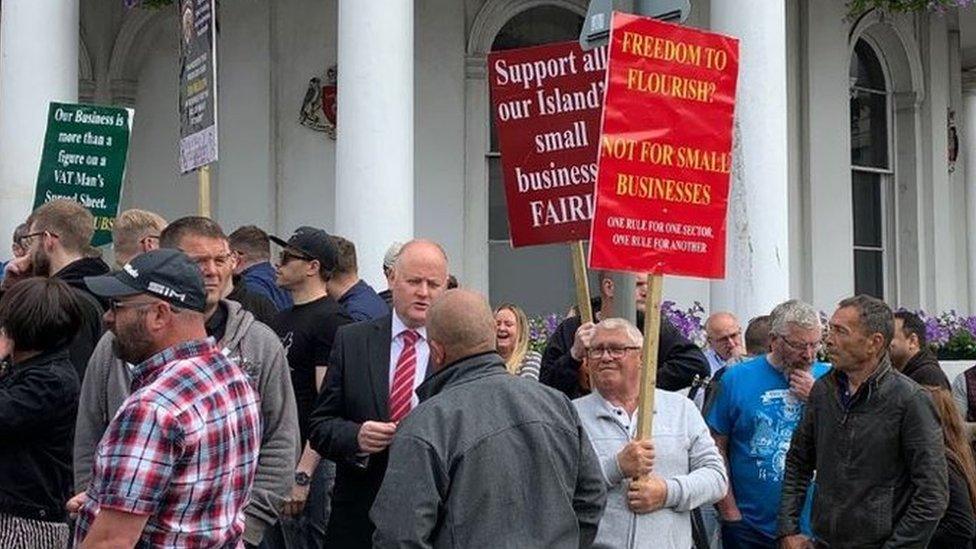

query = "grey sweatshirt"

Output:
[[574, 389, 727, 549], [73, 299, 300, 546]]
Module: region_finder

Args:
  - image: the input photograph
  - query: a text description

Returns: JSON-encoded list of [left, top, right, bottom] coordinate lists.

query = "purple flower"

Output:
[[662, 301, 706, 347], [545, 313, 561, 335]]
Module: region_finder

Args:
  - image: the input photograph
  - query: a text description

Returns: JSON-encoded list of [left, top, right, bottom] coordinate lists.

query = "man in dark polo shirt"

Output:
[[326, 235, 388, 322]]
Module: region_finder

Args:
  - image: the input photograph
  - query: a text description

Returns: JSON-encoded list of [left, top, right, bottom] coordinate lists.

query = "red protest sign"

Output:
[[488, 42, 607, 247], [588, 13, 739, 278]]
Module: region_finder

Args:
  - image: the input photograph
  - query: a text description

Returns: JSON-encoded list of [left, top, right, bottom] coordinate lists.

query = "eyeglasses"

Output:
[[779, 336, 822, 353], [586, 346, 641, 360], [109, 298, 179, 314], [108, 299, 161, 313], [278, 250, 315, 265], [19, 231, 56, 248], [709, 331, 742, 344]]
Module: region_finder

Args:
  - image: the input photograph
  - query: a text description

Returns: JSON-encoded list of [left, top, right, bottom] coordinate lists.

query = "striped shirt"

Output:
[[74, 337, 261, 548]]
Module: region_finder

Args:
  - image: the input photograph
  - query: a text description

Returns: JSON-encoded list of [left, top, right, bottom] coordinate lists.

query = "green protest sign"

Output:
[[34, 102, 133, 247]]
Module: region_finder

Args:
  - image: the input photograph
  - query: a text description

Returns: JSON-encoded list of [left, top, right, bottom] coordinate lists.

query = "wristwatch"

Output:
[[294, 472, 311, 486]]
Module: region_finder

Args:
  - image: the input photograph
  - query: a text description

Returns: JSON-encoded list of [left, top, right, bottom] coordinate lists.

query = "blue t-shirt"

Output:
[[706, 355, 830, 538]]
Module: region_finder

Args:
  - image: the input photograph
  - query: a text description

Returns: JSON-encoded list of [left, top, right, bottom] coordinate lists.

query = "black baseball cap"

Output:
[[269, 226, 337, 271], [84, 248, 207, 312]]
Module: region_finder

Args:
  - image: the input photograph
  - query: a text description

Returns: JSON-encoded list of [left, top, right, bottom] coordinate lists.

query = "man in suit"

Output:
[[307, 239, 448, 548]]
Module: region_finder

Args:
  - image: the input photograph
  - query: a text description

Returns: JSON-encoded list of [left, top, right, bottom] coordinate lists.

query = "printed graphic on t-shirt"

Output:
[[750, 388, 804, 482]]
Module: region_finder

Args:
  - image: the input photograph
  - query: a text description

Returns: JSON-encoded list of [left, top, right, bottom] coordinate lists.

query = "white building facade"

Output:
[[2, 0, 975, 320]]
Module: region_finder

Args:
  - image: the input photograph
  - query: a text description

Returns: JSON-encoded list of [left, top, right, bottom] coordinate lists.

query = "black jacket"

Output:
[[53, 257, 109, 380], [931, 460, 976, 548], [539, 313, 709, 399], [371, 352, 606, 548], [228, 277, 278, 329], [778, 356, 949, 547], [0, 349, 80, 522], [900, 348, 950, 390]]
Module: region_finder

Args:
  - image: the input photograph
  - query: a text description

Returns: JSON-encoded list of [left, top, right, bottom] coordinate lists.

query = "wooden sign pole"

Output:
[[634, 273, 664, 476], [570, 240, 595, 393], [570, 240, 594, 324], [198, 164, 212, 218]]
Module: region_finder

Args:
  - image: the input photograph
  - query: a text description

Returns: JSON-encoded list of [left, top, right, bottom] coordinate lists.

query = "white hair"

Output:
[[383, 241, 404, 271], [594, 317, 643, 346], [769, 299, 821, 335]]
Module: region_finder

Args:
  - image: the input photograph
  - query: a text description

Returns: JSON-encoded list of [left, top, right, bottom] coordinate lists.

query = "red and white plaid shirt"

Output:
[[74, 337, 262, 548]]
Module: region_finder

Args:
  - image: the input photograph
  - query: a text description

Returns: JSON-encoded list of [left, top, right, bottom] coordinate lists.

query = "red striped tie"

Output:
[[389, 330, 420, 422]]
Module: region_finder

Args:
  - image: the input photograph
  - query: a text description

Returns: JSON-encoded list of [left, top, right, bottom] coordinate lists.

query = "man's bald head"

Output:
[[427, 289, 496, 369], [705, 312, 738, 333], [393, 239, 448, 272], [705, 311, 744, 361]]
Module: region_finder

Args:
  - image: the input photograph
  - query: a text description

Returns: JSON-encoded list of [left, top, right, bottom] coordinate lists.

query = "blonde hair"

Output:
[[495, 303, 530, 375], [112, 209, 167, 260]]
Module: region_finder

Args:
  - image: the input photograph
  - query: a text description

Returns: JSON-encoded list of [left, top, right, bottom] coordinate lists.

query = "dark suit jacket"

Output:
[[307, 314, 431, 548]]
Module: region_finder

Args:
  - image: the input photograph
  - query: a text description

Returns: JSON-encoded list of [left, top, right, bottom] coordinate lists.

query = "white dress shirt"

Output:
[[389, 313, 429, 409]]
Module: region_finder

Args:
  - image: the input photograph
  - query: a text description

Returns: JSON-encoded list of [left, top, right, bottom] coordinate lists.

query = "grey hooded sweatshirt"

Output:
[[73, 299, 300, 546]]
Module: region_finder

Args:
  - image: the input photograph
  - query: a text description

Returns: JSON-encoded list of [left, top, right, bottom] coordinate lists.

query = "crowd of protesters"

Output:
[[3, 199, 976, 548]]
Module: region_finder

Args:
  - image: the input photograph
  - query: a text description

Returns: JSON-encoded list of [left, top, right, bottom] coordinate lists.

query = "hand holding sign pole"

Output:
[[589, 12, 739, 474]]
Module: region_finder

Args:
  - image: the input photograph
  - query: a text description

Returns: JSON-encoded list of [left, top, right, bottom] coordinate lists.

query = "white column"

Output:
[[0, 0, 79, 253], [962, 82, 976, 312], [335, 1, 413, 289], [708, 1, 790, 320]]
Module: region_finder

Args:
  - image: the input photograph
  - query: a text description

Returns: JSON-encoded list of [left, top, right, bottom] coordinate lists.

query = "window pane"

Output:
[[488, 157, 510, 241], [852, 171, 882, 247], [850, 90, 888, 168], [491, 6, 584, 51], [489, 243, 577, 316], [850, 40, 886, 91], [854, 249, 884, 299]]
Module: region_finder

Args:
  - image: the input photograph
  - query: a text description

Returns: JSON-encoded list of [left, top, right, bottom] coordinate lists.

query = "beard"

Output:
[[30, 247, 52, 277], [111, 314, 156, 365]]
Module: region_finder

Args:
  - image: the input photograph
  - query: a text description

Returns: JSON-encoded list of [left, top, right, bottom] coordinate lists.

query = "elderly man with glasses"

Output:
[[705, 300, 830, 549], [573, 317, 727, 549], [692, 311, 747, 412]]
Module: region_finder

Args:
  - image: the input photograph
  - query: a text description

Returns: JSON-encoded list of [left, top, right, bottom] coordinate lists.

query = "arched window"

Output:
[[849, 39, 893, 299], [486, 5, 583, 314]]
